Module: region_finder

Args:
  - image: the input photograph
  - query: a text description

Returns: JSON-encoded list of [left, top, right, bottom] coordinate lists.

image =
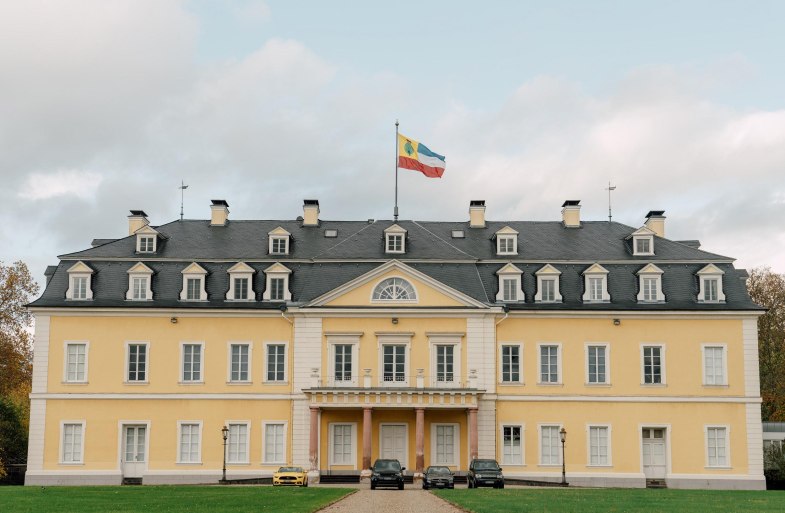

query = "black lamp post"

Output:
[[221, 425, 229, 483], [559, 427, 567, 486]]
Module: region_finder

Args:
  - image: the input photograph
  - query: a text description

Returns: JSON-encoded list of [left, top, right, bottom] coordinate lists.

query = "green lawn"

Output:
[[432, 488, 785, 513], [0, 486, 354, 513]]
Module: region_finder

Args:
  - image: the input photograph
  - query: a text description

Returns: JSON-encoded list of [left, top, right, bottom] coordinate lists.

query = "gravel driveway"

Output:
[[319, 488, 464, 513]]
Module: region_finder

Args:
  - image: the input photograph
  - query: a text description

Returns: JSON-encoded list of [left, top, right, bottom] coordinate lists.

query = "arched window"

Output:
[[372, 278, 416, 301]]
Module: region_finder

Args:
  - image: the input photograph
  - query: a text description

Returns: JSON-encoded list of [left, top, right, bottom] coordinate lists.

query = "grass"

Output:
[[432, 488, 785, 513], [0, 486, 354, 513]]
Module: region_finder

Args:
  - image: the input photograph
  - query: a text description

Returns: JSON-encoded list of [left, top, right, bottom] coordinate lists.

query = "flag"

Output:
[[397, 133, 446, 178]]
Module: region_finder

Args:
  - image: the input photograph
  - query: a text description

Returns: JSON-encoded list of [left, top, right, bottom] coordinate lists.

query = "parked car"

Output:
[[272, 466, 308, 487], [467, 459, 504, 489], [370, 459, 405, 490], [422, 466, 454, 489]]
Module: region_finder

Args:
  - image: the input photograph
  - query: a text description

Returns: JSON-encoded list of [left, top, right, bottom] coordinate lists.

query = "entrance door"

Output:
[[122, 425, 147, 478], [641, 428, 666, 479], [380, 424, 407, 466]]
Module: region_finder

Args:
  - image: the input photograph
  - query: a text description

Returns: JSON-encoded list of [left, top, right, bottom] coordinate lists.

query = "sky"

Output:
[[1, 0, 784, 290]]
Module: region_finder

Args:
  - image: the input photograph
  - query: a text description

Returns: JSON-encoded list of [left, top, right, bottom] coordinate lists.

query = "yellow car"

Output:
[[272, 466, 309, 487]]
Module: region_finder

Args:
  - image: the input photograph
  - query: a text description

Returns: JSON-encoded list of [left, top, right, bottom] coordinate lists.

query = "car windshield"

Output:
[[474, 460, 500, 470], [278, 467, 303, 473], [373, 460, 401, 471], [427, 467, 451, 475]]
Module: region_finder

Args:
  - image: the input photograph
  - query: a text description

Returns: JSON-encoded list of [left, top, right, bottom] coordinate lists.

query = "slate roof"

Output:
[[29, 217, 761, 311]]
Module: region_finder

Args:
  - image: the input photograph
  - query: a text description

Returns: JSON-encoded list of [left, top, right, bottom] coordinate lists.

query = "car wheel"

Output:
[[449, 484, 454, 489], [422, 483, 428, 490], [499, 482, 504, 489], [303, 480, 308, 487], [370, 483, 376, 490], [399, 482, 404, 490]]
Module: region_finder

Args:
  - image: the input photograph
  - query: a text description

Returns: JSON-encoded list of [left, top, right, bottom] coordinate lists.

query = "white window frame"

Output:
[[225, 421, 251, 464], [429, 335, 461, 387], [59, 421, 86, 464], [180, 342, 205, 384], [66, 262, 94, 301], [125, 341, 149, 384], [269, 236, 289, 255], [180, 263, 208, 301], [640, 344, 666, 386], [378, 335, 412, 387], [226, 262, 255, 301], [327, 335, 360, 387], [633, 235, 654, 256], [227, 342, 252, 384], [636, 264, 665, 303], [587, 424, 612, 467], [585, 343, 610, 385], [137, 235, 156, 253], [497, 235, 517, 255], [499, 343, 523, 385], [697, 264, 726, 303], [534, 264, 562, 303], [500, 423, 525, 466], [176, 421, 202, 464], [329, 422, 357, 468], [264, 341, 288, 384], [705, 425, 731, 468], [538, 424, 563, 466], [262, 421, 287, 465], [263, 264, 292, 302], [537, 343, 562, 385], [582, 264, 610, 303], [702, 344, 728, 386], [126, 263, 153, 301], [63, 341, 89, 384], [384, 224, 407, 254], [371, 276, 418, 303], [431, 423, 460, 466], [496, 264, 525, 302]]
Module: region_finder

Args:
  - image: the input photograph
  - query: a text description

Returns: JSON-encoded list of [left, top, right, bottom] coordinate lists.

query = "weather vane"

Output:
[[179, 180, 189, 221], [605, 181, 616, 222]]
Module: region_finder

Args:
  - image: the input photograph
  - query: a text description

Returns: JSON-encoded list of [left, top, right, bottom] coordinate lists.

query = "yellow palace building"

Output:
[[25, 199, 765, 489]]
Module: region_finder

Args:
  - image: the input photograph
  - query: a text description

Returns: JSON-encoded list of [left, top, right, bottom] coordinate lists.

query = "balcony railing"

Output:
[[312, 369, 479, 390]]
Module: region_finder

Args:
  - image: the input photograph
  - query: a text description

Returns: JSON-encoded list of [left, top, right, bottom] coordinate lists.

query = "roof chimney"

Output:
[[644, 210, 666, 238], [210, 200, 229, 226], [469, 200, 486, 228], [128, 210, 149, 235], [303, 199, 320, 226], [561, 200, 581, 228]]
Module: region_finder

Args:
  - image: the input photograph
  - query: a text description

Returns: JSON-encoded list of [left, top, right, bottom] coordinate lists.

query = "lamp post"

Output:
[[221, 425, 229, 483], [559, 427, 567, 486]]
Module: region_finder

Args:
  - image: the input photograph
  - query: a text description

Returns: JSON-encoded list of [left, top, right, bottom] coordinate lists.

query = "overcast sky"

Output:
[[1, 0, 784, 289]]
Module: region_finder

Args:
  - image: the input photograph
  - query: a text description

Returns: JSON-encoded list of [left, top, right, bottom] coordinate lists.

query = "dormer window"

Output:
[[180, 262, 208, 301], [697, 264, 725, 303], [268, 227, 291, 255], [263, 263, 292, 302], [66, 261, 94, 301], [629, 227, 656, 256], [534, 264, 562, 303], [495, 226, 519, 255], [637, 264, 665, 303], [226, 262, 255, 301], [384, 224, 407, 254], [582, 263, 610, 303], [126, 262, 154, 301], [133, 225, 160, 254], [496, 263, 524, 302], [139, 236, 154, 253]]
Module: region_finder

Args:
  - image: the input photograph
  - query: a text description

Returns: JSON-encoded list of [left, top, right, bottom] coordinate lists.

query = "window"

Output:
[[331, 424, 353, 465], [502, 425, 523, 465], [636, 238, 651, 255], [269, 278, 284, 301], [540, 425, 561, 465], [180, 263, 207, 301], [226, 262, 255, 301], [539, 344, 560, 384], [324, 229, 338, 238], [178, 423, 201, 463], [706, 427, 728, 467], [498, 236, 515, 254], [68, 273, 91, 300], [334, 344, 353, 382], [503, 278, 518, 301], [127, 343, 147, 382], [642, 278, 658, 301], [586, 344, 608, 384], [535, 264, 562, 303], [637, 264, 665, 303], [227, 423, 249, 464], [501, 345, 521, 383], [186, 278, 201, 300], [496, 264, 524, 302], [588, 426, 610, 466], [182, 343, 203, 383], [61, 422, 84, 463], [372, 277, 416, 301], [126, 262, 154, 301], [703, 345, 727, 386], [387, 234, 403, 253], [263, 263, 292, 302], [383, 345, 406, 383], [495, 226, 519, 255], [138, 236, 155, 253], [264, 423, 285, 463], [582, 264, 610, 302], [65, 343, 87, 382], [270, 237, 288, 255], [642, 346, 663, 384], [704, 278, 719, 302], [434, 424, 457, 465], [697, 264, 725, 303], [451, 230, 465, 238], [233, 278, 249, 300], [133, 277, 148, 300], [435, 345, 454, 382], [229, 343, 250, 382], [630, 227, 655, 256], [266, 344, 286, 382]]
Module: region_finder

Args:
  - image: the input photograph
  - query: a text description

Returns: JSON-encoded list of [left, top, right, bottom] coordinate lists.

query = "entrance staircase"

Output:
[[646, 478, 667, 489]]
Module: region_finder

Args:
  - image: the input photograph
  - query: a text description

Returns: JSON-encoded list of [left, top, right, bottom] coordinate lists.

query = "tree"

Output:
[[0, 260, 39, 480], [747, 267, 785, 421]]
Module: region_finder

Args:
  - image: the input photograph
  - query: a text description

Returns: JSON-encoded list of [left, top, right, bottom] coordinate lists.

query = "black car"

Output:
[[370, 459, 405, 490], [422, 466, 454, 489], [467, 459, 504, 489]]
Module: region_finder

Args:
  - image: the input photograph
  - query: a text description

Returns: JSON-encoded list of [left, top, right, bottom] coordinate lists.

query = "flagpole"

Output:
[[394, 120, 399, 221]]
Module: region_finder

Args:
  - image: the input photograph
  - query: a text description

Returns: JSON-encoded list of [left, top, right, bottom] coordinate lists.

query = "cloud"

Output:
[[18, 169, 104, 201]]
